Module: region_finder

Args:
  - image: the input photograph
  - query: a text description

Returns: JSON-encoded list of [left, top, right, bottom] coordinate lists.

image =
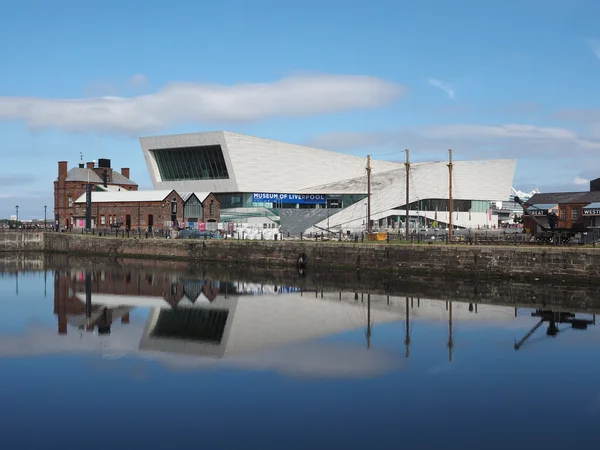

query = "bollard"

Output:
[[145, 231, 148, 239]]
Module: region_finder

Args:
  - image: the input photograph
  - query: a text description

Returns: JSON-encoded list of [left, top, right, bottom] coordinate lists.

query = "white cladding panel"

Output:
[[313, 159, 516, 229], [140, 131, 402, 193], [140, 131, 240, 193]]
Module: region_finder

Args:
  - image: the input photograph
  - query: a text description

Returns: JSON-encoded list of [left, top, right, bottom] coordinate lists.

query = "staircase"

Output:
[[279, 209, 331, 236]]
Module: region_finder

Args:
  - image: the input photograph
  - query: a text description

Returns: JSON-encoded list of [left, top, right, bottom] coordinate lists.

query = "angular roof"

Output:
[[312, 158, 517, 230], [74, 189, 176, 204], [527, 192, 600, 205], [140, 131, 402, 193]]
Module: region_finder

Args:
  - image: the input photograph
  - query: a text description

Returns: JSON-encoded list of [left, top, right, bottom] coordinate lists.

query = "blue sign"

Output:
[[252, 192, 327, 205]]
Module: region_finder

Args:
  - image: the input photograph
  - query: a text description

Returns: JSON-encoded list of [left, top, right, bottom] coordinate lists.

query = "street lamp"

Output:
[[44, 205, 47, 229], [15, 205, 19, 222]]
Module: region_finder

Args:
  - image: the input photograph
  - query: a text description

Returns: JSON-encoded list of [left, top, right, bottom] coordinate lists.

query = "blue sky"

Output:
[[1, 0, 600, 219]]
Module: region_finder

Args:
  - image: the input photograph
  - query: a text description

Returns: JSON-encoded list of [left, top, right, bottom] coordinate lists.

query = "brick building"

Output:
[[181, 192, 222, 230], [73, 189, 185, 232], [524, 191, 600, 233], [54, 158, 137, 230]]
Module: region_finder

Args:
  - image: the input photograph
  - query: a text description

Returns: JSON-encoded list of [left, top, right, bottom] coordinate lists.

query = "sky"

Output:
[[1, 0, 600, 219]]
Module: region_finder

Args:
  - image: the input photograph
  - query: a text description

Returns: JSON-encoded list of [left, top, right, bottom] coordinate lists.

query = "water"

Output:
[[1, 262, 600, 449]]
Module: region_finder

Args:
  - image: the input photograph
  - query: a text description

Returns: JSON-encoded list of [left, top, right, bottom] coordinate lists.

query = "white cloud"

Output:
[[586, 39, 600, 59], [306, 123, 600, 191], [129, 74, 148, 88], [0, 324, 401, 379], [308, 123, 591, 154], [428, 77, 455, 99], [0, 74, 405, 135], [574, 176, 590, 185]]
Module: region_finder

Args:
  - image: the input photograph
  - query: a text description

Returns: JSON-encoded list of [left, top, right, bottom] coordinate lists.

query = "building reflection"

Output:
[[53, 268, 228, 336], [52, 269, 599, 360]]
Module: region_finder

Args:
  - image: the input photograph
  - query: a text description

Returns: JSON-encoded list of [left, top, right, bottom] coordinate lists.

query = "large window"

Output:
[[152, 145, 229, 181]]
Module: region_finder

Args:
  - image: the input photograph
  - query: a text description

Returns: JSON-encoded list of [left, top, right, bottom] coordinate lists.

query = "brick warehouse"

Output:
[[54, 158, 138, 230], [73, 189, 185, 232], [72, 190, 222, 232]]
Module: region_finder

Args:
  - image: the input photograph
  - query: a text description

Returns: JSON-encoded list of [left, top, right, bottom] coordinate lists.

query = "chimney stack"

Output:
[[58, 161, 68, 182], [121, 168, 130, 179], [86, 161, 95, 169]]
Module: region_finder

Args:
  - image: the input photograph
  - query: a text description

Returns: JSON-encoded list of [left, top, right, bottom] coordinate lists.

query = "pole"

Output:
[[404, 149, 410, 240], [405, 297, 410, 358], [448, 301, 453, 362], [448, 149, 454, 242], [367, 155, 371, 234], [366, 294, 371, 349], [44, 205, 47, 229]]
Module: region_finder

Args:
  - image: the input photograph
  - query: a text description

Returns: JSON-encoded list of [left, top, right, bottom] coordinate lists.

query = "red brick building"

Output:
[[54, 158, 137, 230], [181, 192, 222, 230], [73, 189, 185, 232], [524, 191, 600, 233]]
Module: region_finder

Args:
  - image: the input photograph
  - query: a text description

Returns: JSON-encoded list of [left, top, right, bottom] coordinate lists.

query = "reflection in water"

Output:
[[3, 265, 600, 449], [514, 310, 596, 350], [1, 267, 596, 373]]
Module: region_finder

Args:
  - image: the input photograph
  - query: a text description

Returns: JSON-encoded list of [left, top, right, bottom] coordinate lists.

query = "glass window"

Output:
[[572, 208, 580, 220], [68, 196, 73, 208], [100, 215, 106, 225], [151, 145, 229, 181]]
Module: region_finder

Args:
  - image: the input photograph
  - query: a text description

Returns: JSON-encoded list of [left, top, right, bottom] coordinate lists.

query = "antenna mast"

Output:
[[448, 149, 454, 241], [366, 155, 372, 234], [404, 149, 410, 240]]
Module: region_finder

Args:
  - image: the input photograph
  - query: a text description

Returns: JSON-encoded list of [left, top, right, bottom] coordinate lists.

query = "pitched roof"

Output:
[[180, 192, 212, 202], [74, 189, 176, 204], [59, 167, 137, 186], [64, 168, 103, 183], [111, 171, 137, 186], [527, 192, 600, 205]]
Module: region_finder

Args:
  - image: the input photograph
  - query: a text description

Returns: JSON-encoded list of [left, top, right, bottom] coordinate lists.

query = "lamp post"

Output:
[[15, 205, 19, 222], [44, 205, 47, 229]]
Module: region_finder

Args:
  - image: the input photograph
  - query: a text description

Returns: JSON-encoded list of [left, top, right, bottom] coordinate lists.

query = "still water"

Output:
[[1, 263, 599, 449]]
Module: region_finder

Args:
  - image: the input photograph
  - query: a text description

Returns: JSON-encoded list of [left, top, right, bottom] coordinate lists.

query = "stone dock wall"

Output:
[[2, 231, 600, 282]]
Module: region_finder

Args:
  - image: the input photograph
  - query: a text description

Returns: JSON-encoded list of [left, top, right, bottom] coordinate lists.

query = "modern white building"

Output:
[[139, 131, 516, 231]]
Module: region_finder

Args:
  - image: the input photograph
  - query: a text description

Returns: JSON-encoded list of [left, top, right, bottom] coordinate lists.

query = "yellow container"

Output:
[[367, 232, 388, 241]]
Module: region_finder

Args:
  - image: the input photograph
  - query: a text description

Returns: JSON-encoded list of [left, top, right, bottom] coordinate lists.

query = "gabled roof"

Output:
[[527, 192, 600, 205], [74, 189, 176, 204], [180, 192, 212, 202]]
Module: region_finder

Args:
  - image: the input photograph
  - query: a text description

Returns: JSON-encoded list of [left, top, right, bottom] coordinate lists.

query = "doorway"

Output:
[[148, 214, 154, 232], [125, 215, 131, 231]]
